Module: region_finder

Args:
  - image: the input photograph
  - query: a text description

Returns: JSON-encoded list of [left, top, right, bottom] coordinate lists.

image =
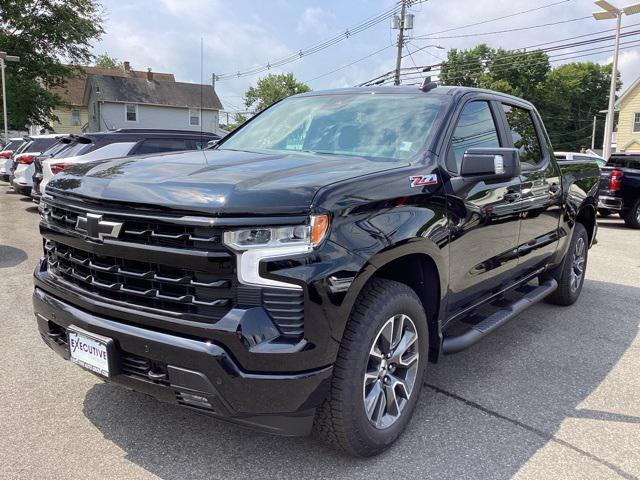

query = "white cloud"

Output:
[[604, 49, 640, 93], [297, 7, 336, 36]]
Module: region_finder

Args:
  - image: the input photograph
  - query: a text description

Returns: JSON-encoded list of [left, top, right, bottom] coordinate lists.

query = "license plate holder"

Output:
[[67, 325, 115, 377]]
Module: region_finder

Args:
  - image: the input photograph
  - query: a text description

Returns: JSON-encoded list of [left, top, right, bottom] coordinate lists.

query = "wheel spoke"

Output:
[[384, 382, 400, 417], [373, 389, 387, 428], [364, 380, 383, 419], [378, 318, 394, 353], [389, 330, 417, 366]]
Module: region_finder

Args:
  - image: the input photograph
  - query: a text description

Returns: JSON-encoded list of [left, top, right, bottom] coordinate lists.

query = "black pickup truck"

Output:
[[33, 85, 599, 456], [598, 153, 640, 228]]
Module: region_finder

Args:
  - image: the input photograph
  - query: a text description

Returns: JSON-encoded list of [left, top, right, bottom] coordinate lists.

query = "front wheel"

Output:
[[545, 223, 588, 306], [313, 279, 428, 457]]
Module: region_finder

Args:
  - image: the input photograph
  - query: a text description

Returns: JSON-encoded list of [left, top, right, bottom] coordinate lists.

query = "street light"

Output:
[[0, 51, 20, 145], [593, 1, 640, 159]]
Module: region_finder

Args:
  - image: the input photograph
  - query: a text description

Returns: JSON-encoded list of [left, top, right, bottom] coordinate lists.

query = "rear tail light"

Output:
[[18, 154, 35, 165], [0, 151, 13, 159], [609, 169, 623, 191], [50, 162, 72, 175]]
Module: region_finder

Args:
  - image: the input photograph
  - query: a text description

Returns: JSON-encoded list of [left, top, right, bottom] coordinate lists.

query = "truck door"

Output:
[[498, 103, 562, 277], [445, 99, 522, 315]]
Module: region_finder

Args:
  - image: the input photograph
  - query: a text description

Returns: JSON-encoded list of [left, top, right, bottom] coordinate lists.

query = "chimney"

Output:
[[147, 67, 153, 82], [123, 61, 130, 72]]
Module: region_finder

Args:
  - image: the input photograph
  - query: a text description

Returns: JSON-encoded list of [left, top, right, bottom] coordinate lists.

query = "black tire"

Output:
[[622, 199, 640, 229], [313, 278, 429, 457], [545, 223, 588, 306]]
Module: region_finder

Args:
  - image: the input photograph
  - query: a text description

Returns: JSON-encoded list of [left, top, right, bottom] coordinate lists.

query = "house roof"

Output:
[[615, 75, 640, 109], [84, 75, 223, 110], [50, 66, 175, 106]]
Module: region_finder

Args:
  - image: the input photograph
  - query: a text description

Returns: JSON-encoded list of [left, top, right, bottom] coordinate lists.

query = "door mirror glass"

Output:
[[460, 147, 521, 181]]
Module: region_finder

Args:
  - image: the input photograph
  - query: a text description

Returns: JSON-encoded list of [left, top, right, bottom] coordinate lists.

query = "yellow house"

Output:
[[613, 76, 640, 153], [48, 64, 175, 134]]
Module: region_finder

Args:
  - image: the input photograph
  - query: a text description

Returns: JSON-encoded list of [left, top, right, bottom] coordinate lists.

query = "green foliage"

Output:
[[439, 44, 617, 150], [221, 113, 247, 132], [244, 73, 310, 112], [95, 53, 121, 69], [0, 0, 104, 129]]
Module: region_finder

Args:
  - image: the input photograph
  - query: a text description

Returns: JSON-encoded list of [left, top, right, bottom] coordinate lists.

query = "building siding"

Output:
[[616, 85, 640, 153], [89, 102, 219, 133], [49, 106, 88, 134]]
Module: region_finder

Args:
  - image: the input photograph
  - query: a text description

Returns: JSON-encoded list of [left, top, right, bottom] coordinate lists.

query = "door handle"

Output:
[[504, 191, 521, 203]]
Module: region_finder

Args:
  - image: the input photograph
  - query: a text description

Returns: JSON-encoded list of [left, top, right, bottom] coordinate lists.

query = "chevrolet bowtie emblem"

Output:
[[76, 213, 123, 241]]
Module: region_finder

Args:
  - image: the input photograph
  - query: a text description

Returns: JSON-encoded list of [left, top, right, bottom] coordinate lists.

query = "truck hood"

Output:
[[47, 148, 402, 215]]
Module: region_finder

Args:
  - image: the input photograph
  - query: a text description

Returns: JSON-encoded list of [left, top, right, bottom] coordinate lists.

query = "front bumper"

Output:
[[598, 195, 624, 211], [33, 285, 332, 436]]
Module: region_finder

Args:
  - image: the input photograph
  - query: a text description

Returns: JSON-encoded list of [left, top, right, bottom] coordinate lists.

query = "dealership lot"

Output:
[[0, 184, 638, 480]]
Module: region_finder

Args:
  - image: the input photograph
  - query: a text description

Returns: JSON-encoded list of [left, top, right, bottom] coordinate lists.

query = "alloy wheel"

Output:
[[362, 314, 419, 429], [570, 237, 585, 293]]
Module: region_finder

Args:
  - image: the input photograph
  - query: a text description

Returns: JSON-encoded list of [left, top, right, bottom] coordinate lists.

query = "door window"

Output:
[[502, 104, 543, 167], [448, 101, 500, 173]]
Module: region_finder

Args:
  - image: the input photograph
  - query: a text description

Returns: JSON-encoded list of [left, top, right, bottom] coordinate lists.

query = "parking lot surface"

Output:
[[0, 183, 638, 480]]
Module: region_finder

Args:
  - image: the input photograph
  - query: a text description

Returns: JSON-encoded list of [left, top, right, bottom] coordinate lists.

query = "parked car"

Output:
[[555, 151, 606, 168], [33, 129, 219, 200], [34, 85, 599, 456], [598, 153, 640, 228], [10, 134, 64, 195], [0, 137, 28, 182]]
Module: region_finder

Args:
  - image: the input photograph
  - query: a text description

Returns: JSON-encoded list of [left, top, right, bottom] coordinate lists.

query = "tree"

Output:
[[439, 44, 617, 151], [244, 73, 310, 112], [0, 0, 104, 129], [95, 53, 121, 69], [221, 113, 247, 132]]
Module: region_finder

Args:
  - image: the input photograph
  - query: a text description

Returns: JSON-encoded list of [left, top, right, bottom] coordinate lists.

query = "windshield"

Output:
[[25, 137, 59, 153], [219, 93, 448, 162], [3, 140, 23, 151], [41, 140, 69, 157], [52, 141, 91, 159], [607, 155, 640, 169]]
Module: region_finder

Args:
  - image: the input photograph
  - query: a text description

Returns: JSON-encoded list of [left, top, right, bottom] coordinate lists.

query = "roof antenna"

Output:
[[420, 76, 437, 92], [200, 36, 203, 142]]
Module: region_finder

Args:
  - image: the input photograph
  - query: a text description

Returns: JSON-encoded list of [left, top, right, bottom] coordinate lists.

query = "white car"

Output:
[[1, 137, 28, 182], [10, 134, 63, 195], [41, 141, 138, 192]]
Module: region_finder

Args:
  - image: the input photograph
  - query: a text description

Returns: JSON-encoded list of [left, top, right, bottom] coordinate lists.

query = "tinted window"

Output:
[[220, 93, 448, 163], [26, 137, 59, 153], [135, 139, 189, 155], [502, 104, 543, 167], [607, 155, 640, 169], [449, 101, 500, 172], [3, 140, 23, 151], [52, 141, 91, 159], [554, 154, 567, 160]]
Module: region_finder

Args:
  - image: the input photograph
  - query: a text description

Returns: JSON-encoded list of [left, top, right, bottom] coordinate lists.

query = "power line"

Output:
[[216, 1, 411, 80], [411, 16, 591, 44], [304, 44, 394, 83]]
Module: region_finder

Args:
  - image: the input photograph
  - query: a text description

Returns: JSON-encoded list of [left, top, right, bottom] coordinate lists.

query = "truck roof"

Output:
[[295, 85, 537, 110]]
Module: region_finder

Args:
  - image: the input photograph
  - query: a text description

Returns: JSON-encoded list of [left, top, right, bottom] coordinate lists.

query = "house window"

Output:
[[634, 112, 640, 133], [189, 108, 201, 126], [125, 104, 138, 122], [71, 108, 81, 126]]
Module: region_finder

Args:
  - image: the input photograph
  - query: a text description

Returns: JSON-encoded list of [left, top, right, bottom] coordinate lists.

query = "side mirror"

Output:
[[460, 147, 520, 181], [207, 139, 218, 148]]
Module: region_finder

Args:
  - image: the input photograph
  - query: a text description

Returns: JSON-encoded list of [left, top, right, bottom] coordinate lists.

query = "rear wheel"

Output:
[[545, 223, 588, 306], [622, 199, 640, 229], [313, 278, 428, 457]]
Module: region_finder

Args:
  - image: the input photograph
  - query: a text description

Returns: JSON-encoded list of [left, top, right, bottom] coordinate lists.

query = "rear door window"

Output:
[[134, 138, 189, 155], [502, 104, 543, 168]]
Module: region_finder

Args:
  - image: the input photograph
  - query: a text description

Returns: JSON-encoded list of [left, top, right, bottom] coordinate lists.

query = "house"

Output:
[[48, 62, 175, 134], [605, 75, 640, 153], [83, 70, 224, 134]]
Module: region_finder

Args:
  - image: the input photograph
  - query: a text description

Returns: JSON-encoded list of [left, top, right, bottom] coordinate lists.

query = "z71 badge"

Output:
[[409, 174, 438, 188]]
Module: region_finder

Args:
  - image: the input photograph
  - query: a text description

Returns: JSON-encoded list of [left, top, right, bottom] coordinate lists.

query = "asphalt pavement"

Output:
[[0, 182, 638, 480]]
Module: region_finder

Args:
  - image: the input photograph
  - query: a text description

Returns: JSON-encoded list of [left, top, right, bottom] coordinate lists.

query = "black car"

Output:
[[598, 153, 640, 228], [31, 129, 220, 202], [34, 85, 599, 456]]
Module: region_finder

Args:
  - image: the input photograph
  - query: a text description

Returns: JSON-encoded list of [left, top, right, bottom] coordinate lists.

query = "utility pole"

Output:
[[591, 115, 597, 150], [0, 52, 20, 144], [393, 0, 408, 86], [592, 1, 640, 158]]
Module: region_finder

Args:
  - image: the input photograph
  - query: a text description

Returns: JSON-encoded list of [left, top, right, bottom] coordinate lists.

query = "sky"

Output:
[[91, 0, 640, 118]]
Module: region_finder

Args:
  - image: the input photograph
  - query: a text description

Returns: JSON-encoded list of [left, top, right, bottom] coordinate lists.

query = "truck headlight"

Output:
[[223, 214, 329, 290]]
